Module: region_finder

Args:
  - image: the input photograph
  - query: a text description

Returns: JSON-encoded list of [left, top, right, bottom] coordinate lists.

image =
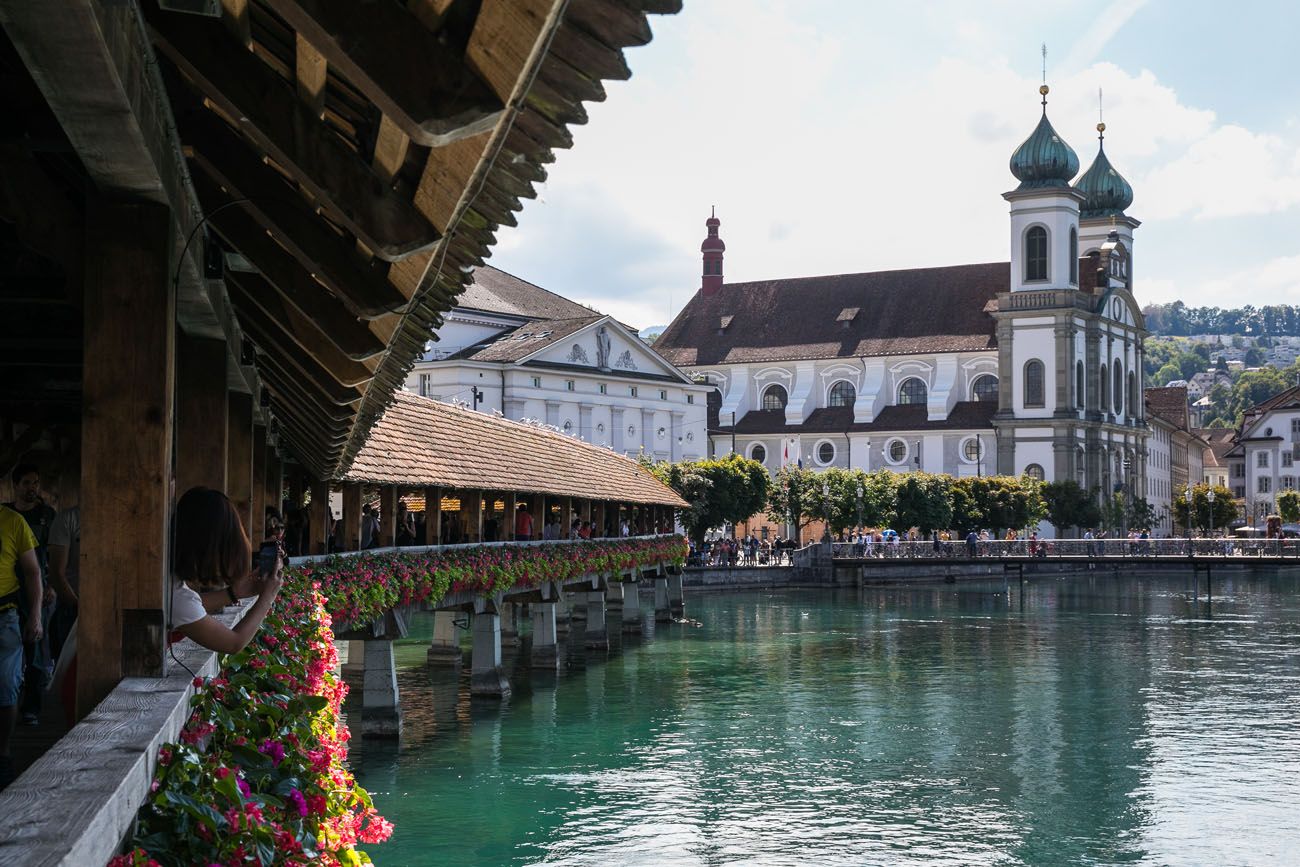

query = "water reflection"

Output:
[[351, 575, 1300, 866]]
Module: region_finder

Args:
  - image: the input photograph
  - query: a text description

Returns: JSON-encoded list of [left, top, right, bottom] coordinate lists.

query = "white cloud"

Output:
[[1060, 0, 1151, 73], [1141, 125, 1300, 219], [1146, 254, 1300, 308]]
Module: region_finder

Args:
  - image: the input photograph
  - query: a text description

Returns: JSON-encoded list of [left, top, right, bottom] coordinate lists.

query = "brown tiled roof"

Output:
[[1144, 386, 1190, 430], [453, 315, 601, 362], [655, 262, 1010, 366], [456, 266, 596, 321], [1195, 427, 1238, 465], [721, 401, 996, 435], [347, 391, 687, 507]]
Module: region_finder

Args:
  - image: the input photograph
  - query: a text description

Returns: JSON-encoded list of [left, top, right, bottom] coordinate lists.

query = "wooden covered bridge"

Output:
[[0, 0, 678, 862]]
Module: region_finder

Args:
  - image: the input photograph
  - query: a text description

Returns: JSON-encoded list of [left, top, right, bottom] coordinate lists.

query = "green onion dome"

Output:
[[1009, 85, 1080, 189], [1074, 123, 1134, 218]]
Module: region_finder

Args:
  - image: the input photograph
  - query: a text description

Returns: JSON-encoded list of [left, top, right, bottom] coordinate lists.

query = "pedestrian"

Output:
[[5, 464, 55, 728], [0, 501, 42, 786], [966, 530, 978, 558], [360, 504, 378, 549], [514, 503, 533, 541]]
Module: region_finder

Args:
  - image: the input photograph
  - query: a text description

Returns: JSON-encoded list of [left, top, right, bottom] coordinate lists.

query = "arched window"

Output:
[[761, 384, 788, 411], [1024, 463, 1046, 482], [1077, 447, 1086, 482], [898, 377, 927, 405], [1025, 226, 1048, 282], [1069, 227, 1078, 284], [971, 374, 999, 402], [1100, 363, 1109, 412], [1128, 371, 1137, 415], [1113, 365, 1124, 415], [828, 381, 856, 407], [750, 444, 766, 464], [1023, 359, 1045, 408], [1076, 361, 1085, 409], [816, 441, 836, 465]]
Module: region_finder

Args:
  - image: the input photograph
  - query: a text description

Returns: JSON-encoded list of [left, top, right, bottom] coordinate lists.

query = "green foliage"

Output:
[[766, 466, 821, 533], [646, 455, 770, 544], [1143, 301, 1300, 337], [949, 475, 1042, 534], [1279, 490, 1300, 524], [893, 473, 952, 535], [1172, 484, 1239, 532], [1040, 480, 1102, 535]]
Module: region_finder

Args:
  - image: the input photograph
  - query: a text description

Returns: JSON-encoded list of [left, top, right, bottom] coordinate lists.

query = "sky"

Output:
[[488, 0, 1300, 331]]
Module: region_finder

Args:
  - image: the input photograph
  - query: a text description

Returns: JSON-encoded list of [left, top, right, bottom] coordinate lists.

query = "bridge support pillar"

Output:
[[555, 594, 571, 634], [361, 640, 402, 738], [470, 611, 511, 698], [530, 602, 560, 669], [622, 576, 642, 633], [341, 639, 366, 685], [569, 591, 587, 622], [654, 574, 671, 623], [427, 610, 462, 666], [500, 602, 520, 648], [605, 578, 624, 609], [584, 592, 609, 650], [667, 568, 685, 618]]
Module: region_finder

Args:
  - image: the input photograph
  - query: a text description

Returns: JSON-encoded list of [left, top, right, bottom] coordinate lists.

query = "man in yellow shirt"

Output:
[[0, 503, 42, 785]]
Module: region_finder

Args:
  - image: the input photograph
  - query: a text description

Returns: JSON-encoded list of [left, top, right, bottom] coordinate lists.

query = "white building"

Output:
[[1225, 385, 1300, 525], [655, 84, 1150, 521], [404, 266, 709, 461]]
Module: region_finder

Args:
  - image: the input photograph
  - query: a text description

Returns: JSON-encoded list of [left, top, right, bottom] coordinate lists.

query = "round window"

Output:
[[887, 439, 907, 464], [657, 427, 666, 440], [751, 444, 766, 464], [627, 425, 636, 436], [817, 441, 835, 465], [963, 438, 982, 462], [563, 420, 572, 433], [596, 422, 605, 433], [686, 432, 694, 442]]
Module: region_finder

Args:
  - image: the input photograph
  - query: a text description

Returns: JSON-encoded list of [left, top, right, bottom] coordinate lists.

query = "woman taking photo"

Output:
[[171, 487, 282, 654]]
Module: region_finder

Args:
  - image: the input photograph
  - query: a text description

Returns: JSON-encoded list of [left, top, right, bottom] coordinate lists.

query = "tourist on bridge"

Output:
[[966, 531, 979, 558], [5, 464, 55, 728], [514, 503, 533, 541], [0, 501, 41, 786]]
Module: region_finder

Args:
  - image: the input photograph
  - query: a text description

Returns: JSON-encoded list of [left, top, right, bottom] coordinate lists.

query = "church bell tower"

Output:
[[700, 207, 725, 296]]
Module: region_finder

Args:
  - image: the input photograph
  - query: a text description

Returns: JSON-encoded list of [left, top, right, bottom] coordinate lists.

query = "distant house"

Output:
[[1145, 386, 1204, 535], [1215, 385, 1300, 526]]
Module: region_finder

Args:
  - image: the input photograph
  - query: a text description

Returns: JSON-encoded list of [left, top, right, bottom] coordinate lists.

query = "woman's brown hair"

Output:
[[173, 487, 251, 591]]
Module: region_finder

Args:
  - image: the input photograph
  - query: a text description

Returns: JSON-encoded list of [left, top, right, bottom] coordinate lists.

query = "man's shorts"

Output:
[[0, 608, 23, 707]]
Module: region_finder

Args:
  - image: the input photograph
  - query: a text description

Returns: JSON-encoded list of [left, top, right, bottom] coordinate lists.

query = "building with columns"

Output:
[[404, 266, 710, 462], [655, 83, 1150, 525]]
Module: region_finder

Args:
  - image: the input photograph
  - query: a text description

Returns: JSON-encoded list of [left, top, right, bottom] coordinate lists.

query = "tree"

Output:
[[1278, 490, 1300, 524], [893, 472, 952, 535], [644, 454, 770, 545], [817, 468, 897, 534], [1041, 480, 1102, 536], [1127, 497, 1158, 531], [1172, 484, 1239, 534], [766, 466, 822, 536]]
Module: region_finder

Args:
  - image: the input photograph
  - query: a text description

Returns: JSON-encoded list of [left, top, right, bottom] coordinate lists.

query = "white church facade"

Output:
[[404, 266, 709, 462], [655, 83, 1150, 507]]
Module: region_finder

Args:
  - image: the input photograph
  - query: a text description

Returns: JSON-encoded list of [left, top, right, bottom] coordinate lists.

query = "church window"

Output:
[[887, 439, 908, 464], [1076, 361, 1085, 409], [1025, 226, 1048, 282], [971, 375, 999, 402], [1023, 360, 1045, 408], [750, 444, 766, 464], [817, 441, 836, 465], [1069, 227, 1078, 284], [962, 437, 983, 462], [762, 384, 788, 411], [1024, 464, 1046, 482], [599, 383, 607, 394], [898, 377, 927, 406], [828, 381, 856, 407], [1128, 371, 1137, 415], [1113, 366, 1124, 415], [1100, 363, 1109, 412]]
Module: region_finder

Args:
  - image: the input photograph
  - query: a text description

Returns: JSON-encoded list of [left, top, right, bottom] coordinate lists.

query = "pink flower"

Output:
[[258, 739, 286, 766], [288, 788, 308, 817]]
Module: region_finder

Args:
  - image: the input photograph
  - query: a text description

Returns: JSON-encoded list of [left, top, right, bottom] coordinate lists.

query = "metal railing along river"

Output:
[[831, 538, 1300, 560]]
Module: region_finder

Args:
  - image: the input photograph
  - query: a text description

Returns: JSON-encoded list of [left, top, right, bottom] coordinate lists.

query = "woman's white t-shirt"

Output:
[[170, 581, 207, 628]]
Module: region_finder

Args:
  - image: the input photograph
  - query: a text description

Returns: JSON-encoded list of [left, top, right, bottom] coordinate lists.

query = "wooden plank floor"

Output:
[[5, 688, 71, 787]]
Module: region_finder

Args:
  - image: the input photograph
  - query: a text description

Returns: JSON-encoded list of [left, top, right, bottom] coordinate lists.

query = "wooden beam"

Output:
[[251, 423, 268, 542], [220, 269, 382, 363], [426, 485, 441, 545], [341, 482, 362, 550], [189, 162, 407, 317], [371, 115, 410, 184], [294, 33, 328, 118], [307, 478, 330, 555], [224, 276, 373, 389], [147, 8, 440, 260], [77, 199, 174, 717], [264, 0, 504, 147], [242, 319, 364, 407], [220, 0, 251, 47], [227, 391, 255, 534], [175, 334, 228, 496], [380, 485, 397, 547], [265, 451, 282, 519]]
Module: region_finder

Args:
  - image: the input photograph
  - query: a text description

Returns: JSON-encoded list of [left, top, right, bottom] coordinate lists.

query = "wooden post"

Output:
[[595, 501, 607, 538], [581, 499, 592, 533], [265, 452, 282, 518], [251, 424, 267, 542], [530, 494, 545, 541], [563, 497, 573, 539], [227, 391, 254, 534], [78, 199, 174, 717], [342, 482, 362, 551], [474, 491, 484, 543], [308, 478, 330, 554], [175, 334, 228, 496], [288, 466, 304, 511], [507, 492, 519, 541], [426, 486, 441, 544], [380, 485, 397, 547]]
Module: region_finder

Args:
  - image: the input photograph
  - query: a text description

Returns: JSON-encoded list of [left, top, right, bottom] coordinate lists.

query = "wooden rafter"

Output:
[[146, 6, 439, 261], [264, 0, 504, 147], [183, 115, 408, 313]]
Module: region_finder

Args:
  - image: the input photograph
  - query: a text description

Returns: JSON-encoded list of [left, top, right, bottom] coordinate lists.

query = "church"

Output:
[[655, 83, 1149, 510]]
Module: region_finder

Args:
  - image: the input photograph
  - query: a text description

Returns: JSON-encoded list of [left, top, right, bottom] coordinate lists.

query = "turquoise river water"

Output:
[[349, 574, 1300, 866]]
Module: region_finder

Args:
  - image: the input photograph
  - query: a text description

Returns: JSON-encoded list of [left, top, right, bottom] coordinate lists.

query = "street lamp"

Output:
[[821, 478, 832, 542], [914, 441, 921, 473], [1185, 482, 1193, 537], [856, 483, 864, 534], [1207, 487, 1216, 540]]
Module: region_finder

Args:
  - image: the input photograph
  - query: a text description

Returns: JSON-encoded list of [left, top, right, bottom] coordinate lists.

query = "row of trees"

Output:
[[644, 456, 1203, 545], [1143, 301, 1300, 337]]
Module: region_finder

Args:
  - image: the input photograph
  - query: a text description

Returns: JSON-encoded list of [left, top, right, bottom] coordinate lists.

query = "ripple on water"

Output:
[[351, 577, 1300, 866]]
